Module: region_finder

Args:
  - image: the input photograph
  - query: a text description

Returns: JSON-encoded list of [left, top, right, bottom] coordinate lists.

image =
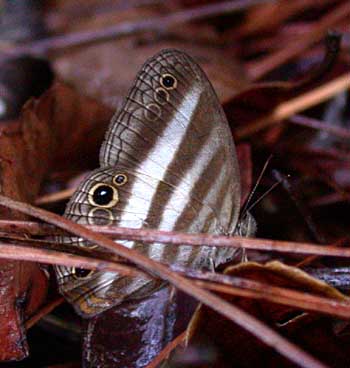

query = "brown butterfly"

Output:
[[55, 49, 255, 317]]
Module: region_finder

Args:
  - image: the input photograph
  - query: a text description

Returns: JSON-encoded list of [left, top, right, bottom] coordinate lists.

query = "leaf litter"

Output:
[[0, 1, 349, 367]]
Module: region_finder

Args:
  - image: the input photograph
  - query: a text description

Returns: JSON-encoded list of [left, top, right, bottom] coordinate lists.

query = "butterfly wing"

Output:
[[102, 49, 241, 232], [56, 49, 242, 317]]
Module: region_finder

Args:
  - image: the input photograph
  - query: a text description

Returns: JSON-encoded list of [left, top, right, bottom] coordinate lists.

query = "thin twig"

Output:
[[1, 220, 350, 258], [0, 195, 328, 368], [309, 192, 349, 207], [2, 240, 349, 319], [235, 73, 350, 139], [0, 239, 350, 324], [179, 268, 350, 318], [0, 220, 58, 236]]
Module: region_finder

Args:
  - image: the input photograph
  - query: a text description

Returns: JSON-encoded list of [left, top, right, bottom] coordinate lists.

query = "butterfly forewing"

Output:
[[55, 49, 242, 317]]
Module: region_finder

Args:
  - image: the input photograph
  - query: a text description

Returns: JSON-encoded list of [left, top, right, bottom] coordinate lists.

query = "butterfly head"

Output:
[[235, 212, 256, 237]]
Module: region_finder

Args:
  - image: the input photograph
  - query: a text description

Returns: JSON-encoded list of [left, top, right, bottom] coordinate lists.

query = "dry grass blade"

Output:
[[5, 0, 271, 56], [0, 220, 56, 236], [0, 242, 140, 277], [246, 1, 350, 79], [194, 280, 350, 319], [0, 194, 328, 368], [235, 73, 350, 139], [290, 115, 350, 139], [35, 188, 75, 205], [25, 297, 65, 329], [145, 331, 186, 368], [0, 240, 349, 319], [1, 220, 350, 258]]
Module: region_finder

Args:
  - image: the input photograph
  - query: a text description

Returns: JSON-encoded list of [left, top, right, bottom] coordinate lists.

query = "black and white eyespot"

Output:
[[72, 267, 94, 279], [88, 183, 118, 208], [113, 173, 128, 186], [160, 73, 177, 90]]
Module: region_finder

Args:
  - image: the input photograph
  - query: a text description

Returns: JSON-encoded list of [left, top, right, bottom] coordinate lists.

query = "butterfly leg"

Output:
[[240, 248, 249, 263], [209, 257, 216, 272]]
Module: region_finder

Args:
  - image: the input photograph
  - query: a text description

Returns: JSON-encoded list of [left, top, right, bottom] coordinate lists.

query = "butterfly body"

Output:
[[55, 49, 254, 317]]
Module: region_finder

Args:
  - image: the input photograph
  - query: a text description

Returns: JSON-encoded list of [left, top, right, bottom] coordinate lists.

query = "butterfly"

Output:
[[55, 49, 255, 317]]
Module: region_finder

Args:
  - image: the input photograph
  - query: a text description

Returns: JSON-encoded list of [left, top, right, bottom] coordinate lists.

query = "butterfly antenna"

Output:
[[244, 179, 283, 214], [240, 154, 273, 218]]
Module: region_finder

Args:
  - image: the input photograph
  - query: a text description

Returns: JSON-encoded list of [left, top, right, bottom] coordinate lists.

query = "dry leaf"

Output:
[[181, 261, 349, 368]]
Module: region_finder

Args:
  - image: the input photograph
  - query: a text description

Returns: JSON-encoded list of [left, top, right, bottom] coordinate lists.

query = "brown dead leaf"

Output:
[[0, 82, 112, 360], [55, 38, 248, 110], [223, 33, 341, 144], [32, 82, 113, 170], [0, 115, 52, 360], [83, 287, 197, 368], [178, 261, 350, 368], [53, 4, 248, 109]]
